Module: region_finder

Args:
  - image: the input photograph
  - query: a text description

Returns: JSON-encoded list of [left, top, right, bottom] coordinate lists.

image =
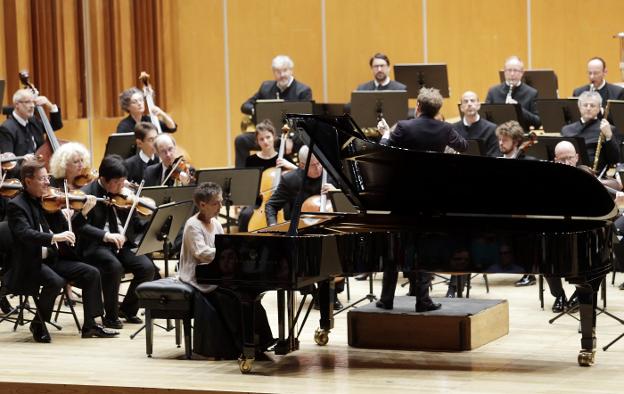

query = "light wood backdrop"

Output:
[[1, 0, 624, 168]]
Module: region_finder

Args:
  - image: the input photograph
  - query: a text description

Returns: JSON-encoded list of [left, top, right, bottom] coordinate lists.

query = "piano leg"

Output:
[[576, 277, 602, 367], [315, 279, 334, 346]]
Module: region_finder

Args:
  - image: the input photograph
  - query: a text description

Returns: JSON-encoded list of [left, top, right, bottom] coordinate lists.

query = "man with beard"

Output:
[[356, 53, 407, 91]]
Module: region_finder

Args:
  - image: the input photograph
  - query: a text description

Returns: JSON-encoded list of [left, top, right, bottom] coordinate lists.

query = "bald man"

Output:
[[452, 91, 500, 157], [485, 56, 541, 128], [572, 57, 624, 106]]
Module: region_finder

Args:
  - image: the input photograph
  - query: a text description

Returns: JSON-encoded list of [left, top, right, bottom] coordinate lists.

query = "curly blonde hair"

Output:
[[49, 142, 91, 179]]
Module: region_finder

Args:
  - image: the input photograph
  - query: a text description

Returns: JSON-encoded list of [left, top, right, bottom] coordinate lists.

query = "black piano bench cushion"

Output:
[[136, 278, 195, 314]]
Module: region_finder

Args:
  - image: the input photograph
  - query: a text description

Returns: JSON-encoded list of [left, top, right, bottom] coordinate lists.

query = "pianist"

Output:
[[377, 87, 467, 312]]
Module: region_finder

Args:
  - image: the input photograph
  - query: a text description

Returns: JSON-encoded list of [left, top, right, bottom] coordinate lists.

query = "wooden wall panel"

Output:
[[428, 0, 527, 118], [532, 0, 624, 99], [227, 0, 323, 145], [325, 0, 423, 103]]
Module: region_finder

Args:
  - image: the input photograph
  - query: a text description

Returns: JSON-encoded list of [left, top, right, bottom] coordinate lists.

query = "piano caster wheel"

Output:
[[314, 328, 329, 346], [238, 356, 254, 373], [577, 350, 595, 367]]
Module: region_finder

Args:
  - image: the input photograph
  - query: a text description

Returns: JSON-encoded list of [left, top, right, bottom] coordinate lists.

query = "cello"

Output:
[[18, 71, 66, 168], [247, 124, 290, 231]]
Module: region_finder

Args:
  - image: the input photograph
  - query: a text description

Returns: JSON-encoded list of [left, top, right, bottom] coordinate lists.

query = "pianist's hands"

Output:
[[377, 118, 390, 138]]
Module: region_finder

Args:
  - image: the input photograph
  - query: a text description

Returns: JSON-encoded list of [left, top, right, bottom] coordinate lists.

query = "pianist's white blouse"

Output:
[[178, 213, 223, 293]]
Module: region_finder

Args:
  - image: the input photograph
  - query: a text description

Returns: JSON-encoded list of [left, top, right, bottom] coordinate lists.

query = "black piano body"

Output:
[[197, 114, 616, 372]]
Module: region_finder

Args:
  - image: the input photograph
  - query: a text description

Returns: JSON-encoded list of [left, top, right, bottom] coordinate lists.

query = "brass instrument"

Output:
[[592, 102, 611, 172]]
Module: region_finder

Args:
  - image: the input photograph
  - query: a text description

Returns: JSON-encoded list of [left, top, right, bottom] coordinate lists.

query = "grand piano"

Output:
[[197, 114, 616, 373]]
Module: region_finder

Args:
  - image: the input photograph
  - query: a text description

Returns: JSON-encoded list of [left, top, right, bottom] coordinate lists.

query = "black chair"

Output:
[[135, 278, 194, 359], [52, 286, 82, 332]]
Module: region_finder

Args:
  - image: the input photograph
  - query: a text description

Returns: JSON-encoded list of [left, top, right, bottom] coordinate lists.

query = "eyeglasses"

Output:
[[33, 175, 51, 183], [17, 100, 35, 105]]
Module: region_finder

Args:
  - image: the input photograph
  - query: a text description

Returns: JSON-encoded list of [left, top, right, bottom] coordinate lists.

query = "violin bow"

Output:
[[121, 180, 145, 237], [63, 180, 75, 246]]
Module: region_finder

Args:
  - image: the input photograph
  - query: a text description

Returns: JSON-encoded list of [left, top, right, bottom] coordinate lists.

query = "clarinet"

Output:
[[506, 83, 514, 103]]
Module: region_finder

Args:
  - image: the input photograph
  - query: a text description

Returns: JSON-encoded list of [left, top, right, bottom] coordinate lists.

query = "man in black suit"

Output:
[[6, 158, 117, 341], [561, 91, 619, 171], [485, 56, 541, 129], [377, 87, 467, 312], [79, 155, 155, 329], [356, 53, 407, 91], [0, 89, 62, 175], [572, 57, 624, 106], [123, 122, 159, 184], [452, 91, 501, 157], [143, 133, 193, 187], [236, 55, 312, 167]]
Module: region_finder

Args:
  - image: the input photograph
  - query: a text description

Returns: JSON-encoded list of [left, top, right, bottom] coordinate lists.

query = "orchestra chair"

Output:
[[52, 285, 82, 332], [135, 277, 194, 359], [0, 221, 61, 334]]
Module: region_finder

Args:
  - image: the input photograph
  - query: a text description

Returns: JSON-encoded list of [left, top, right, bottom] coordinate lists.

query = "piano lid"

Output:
[[285, 114, 617, 220]]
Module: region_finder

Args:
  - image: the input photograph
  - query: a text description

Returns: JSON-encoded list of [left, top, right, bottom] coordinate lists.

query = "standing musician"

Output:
[[116, 87, 177, 134], [236, 55, 312, 168], [0, 89, 62, 174], [143, 133, 193, 187], [377, 87, 467, 312], [452, 91, 501, 157], [562, 91, 619, 172], [5, 158, 117, 341], [572, 57, 624, 106], [485, 56, 541, 129], [238, 119, 296, 232], [78, 155, 155, 329], [123, 122, 160, 184]]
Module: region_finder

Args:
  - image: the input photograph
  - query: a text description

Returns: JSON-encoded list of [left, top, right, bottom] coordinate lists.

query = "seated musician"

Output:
[[123, 122, 159, 184], [178, 182, 274, 357], [5, 158, 117, 341], [116, 87, 176, 134], [356, 53, 407, 91], [0, 89, 63, 176], [485, 56, 541, 129], [572, 57, 624, 109], [143, 133, 193, 187], [49, 142, 93, 189], [78, 155, 155, 329], [264, 145, 344, 309], [452, 91, 501, 157], [238, 119, 296, 232], [377, 87, 467, 312], [235, 55, 312, 168], [561, 91, 619, 172]]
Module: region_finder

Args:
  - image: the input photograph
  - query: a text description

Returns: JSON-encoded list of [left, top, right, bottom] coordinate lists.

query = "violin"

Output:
[[72, 168, 99, 188], [108, 187, 157, 217], [0, 178, 23, 198], [41, 188, 107, 213], [0, 153, 37, 170], [162, 156, 196, 186]]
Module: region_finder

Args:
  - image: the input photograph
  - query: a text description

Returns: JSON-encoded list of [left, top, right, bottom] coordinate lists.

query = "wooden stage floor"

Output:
[[1, 273, 624, 394]]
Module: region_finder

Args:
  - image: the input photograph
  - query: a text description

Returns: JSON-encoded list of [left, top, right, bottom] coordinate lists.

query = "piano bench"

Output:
[[136, 278, 195, 360]]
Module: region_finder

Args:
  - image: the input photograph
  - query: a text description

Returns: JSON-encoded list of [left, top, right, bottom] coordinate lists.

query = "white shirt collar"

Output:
[[12, 111, 28, 127], [139, 150, 155, 164], [462, 114, 480, 127], [591, 80, 607, 91], [374, 77, 391, 88]]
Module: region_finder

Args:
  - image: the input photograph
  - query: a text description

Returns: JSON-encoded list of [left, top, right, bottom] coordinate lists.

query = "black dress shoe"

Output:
[[0, 296, 13, 314], [375, 300, 393, 310], [446, 288, 456, 298], [334, 299, 343, 310], [567, 293, 579, 312], [30, 323, 51, 343], [354, 273, 369, 281], [102, 316, 123, 329], [119, 310, 143, 324], [82, 324, 119, 338], [515, 274, 536, 287], [619, 282, 624, 290], [551, 294, 567, 313], [416, 299, 442, 312]]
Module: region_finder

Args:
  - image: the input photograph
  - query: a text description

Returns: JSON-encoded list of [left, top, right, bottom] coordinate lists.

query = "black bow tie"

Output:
[[147, 158, 158, 166]]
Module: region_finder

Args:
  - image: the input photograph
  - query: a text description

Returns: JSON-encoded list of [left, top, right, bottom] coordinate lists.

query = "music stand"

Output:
[[0, 80, 5, 108], [195, 168, 261, 233], [350, 91, 408, 128], [523, 135, 590, 165], [476, 103, 527, 130], [255, 100, 314, 128], [328, 190, 357, 213], [393, 63, 450, 98], [498, 69, 558, 99], [313, 103, 347, 116], [142, 185, 196, 206], [606, 100, 624, 136], [536, 99, 580, 132], [104, 132, 136, 159], [464, 139, 485, 156]]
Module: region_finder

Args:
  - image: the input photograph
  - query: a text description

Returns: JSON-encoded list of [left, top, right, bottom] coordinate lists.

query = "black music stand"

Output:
[[477, 103, 527, 130], [393, 63, 450, 98], [607, 100, 624, 135], [536, 99, 580, 132], [255, 100, 314, 128], [104, 132, 136, 159], [313, 102, 348, 116], [350, 91, 408, 128], [195, 168, 261, 233], [464, 139, 485, 156], [141, 185, 196, 206], [523, 135, 590, 165], [130, 200, 194, 340], [498, 69, 559, 99], [0, 80, 5, 109]]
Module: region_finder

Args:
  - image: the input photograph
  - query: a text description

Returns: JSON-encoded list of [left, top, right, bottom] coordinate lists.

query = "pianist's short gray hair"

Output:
[[272, 55, 294, 70], [417, 87, 444, 117], [577, 91, 602, 108]]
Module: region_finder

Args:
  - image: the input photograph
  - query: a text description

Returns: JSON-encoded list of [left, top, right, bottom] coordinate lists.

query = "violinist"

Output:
[[0, 89, 62, 175], [5, 158, 117, 341], [116, 87, 176, 134], [123, 122, 159, 184], [78, 155, 155, 329], [144, 133, 193, 187], [49, 142, 92, 190]]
